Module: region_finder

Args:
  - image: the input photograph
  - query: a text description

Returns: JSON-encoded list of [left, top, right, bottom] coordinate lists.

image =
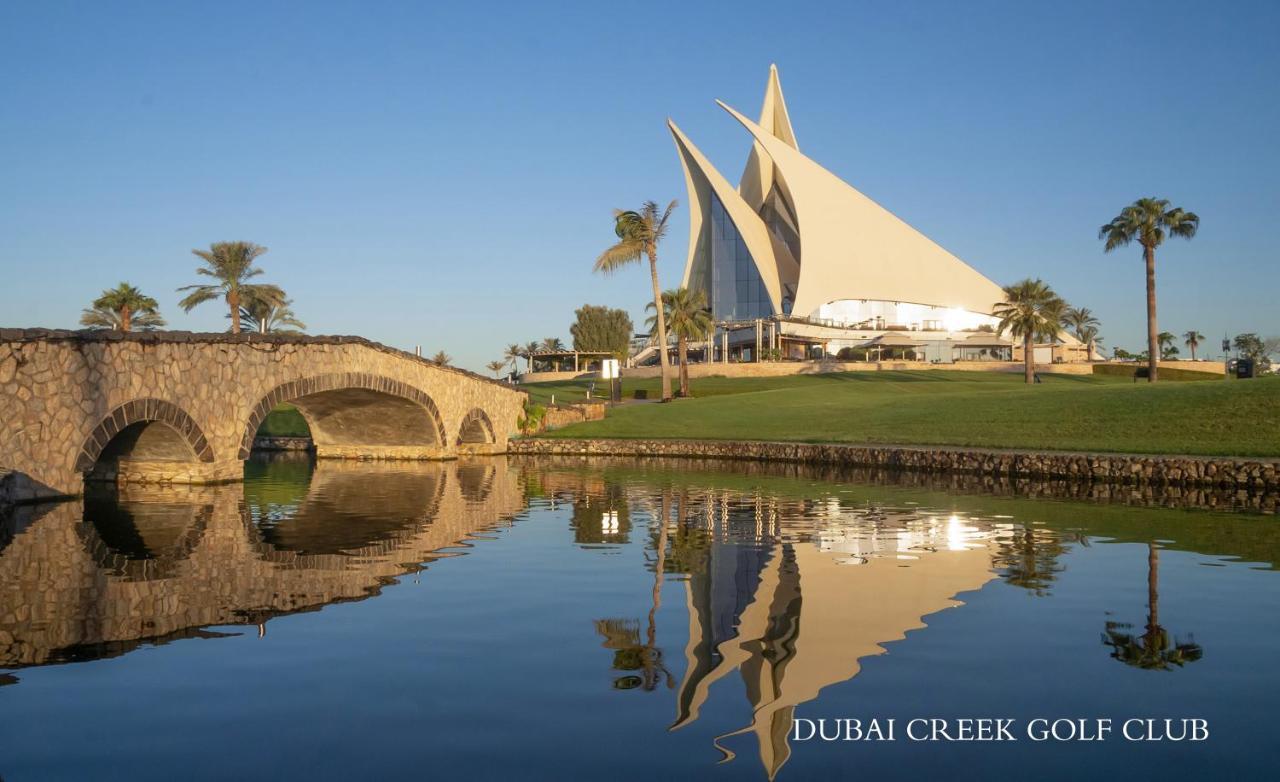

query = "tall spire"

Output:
[[739, 64, 798, 212], [759, 63, 797, 149]]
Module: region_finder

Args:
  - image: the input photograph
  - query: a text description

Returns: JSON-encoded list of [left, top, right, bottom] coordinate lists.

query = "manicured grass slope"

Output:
[[535, 371, 1280, 457], [257, 403, 311, 437]]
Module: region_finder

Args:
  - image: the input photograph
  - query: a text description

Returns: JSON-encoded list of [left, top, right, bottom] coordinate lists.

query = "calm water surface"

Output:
[[2, 455, 1279, 780]]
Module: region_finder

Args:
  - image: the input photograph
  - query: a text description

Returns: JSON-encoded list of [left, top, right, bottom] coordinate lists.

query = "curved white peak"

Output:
[[718, 100, 1007, 319], [739, 64, 799, 212], [668, 119, 783, 315]]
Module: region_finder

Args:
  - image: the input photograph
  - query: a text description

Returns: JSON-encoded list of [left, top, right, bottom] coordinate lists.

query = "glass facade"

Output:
[[707, 192, 773, 321]]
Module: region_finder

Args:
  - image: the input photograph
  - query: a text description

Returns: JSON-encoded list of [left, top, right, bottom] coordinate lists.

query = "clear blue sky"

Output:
[[2, 0, 1277, 371]]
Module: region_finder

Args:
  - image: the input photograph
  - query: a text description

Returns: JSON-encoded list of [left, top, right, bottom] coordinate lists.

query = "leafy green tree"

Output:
[[431, 350, 452, 366], [1183, 330, 1204, 361], [1234, 333, 1265, 360], [1157, 331, 1179, 359], [178, 241, 284, 334], [993, 278, 1066, 384], [1233, 333, 1273, 372], [235, 295, 305, 334], [646, 287, 713, 397], [1112, 347, 1136, 361], [80, 282, 165, 332], [569, 304, 634, 361], [1099, 198, 1200, 382], [594, 200, 678, 401]]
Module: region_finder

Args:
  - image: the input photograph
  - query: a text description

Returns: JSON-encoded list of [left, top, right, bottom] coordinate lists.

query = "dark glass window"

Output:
[[707, 193, 772, 322]]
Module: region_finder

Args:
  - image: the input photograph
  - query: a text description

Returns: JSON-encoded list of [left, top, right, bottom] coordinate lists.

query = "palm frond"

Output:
[[177, 286, 220, 312], [594, 239, 643, 273]]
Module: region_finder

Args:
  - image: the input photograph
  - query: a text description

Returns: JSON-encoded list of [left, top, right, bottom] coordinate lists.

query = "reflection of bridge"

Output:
[[0, 330, 526, 501], [0, 458, 526, 667]]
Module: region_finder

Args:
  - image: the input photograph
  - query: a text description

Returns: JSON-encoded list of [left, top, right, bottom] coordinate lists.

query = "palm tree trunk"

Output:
[[1024, 333, 1034, 384], [229, 289, 241, 334], [1147, 542, 1159, 631], [120, 305, 132, 333], [1144, 245, 1158, 382], [1190, 342, 1196, 361], [647, 246, 673, 401], [647, 489, 670, 648], [678, 335, 689, 397]]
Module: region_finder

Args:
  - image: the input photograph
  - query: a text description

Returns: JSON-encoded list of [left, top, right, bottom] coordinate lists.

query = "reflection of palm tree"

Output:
[[1102, 543, 1203, 670], [592, 490, 675, 691], [994, 526, 1069, 596]]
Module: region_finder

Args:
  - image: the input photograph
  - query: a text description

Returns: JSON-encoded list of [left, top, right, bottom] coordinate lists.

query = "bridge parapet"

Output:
[[0, 329, 526, 501]]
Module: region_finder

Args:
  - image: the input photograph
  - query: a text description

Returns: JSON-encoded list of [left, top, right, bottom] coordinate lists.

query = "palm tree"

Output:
[[993, 279, 1066, 384], [595, 200, 678, 401], [646, 287, 713, 397], [1099, 198, 1200, 382], [486, 359, 507, 378], [1061, 305, 1100, 358], [235, 295, 306, 334], [524, 341, 541, 373], [504, 343, 524, 374], [1183, 330, 1204, 361], [178, 241, 284, 334], [1078, 325, 1102, 358], [431, 350, 452, 366], [1157, 331, 1179, 359], [541, 337, 566, 371], [80, 282, 166, 332]]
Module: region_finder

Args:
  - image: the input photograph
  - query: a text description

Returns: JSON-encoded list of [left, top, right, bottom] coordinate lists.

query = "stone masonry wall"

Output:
[[509, 438, 1280, 491], [0, 330, 527, 500]]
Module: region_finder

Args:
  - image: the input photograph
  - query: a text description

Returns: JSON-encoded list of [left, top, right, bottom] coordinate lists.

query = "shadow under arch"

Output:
[[456, 408, 495, 445], [75, 398, 214, 476], [240, 373, 448, 459]]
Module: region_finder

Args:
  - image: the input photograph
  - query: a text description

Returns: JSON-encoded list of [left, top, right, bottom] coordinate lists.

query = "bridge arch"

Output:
[[75, 398, 214, 475], [456, 408, 496, 446], [240, 373, 448, 459]]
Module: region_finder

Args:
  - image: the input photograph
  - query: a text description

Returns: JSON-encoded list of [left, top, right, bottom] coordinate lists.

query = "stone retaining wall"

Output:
[[541, 402, 607, 431], [509, 438, 1280, 490], [252, 436, 314, 451]]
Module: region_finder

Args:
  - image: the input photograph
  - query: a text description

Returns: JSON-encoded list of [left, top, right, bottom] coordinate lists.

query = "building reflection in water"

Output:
[[527, 466, 1024, 781], [0, 455, 526, 668]]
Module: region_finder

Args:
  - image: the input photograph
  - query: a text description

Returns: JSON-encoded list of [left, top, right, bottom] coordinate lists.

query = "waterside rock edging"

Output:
[[508, 438, 1280, 490]]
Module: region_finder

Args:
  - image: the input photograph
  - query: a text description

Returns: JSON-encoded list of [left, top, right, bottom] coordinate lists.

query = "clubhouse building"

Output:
[[669, 66, 1086, 365]]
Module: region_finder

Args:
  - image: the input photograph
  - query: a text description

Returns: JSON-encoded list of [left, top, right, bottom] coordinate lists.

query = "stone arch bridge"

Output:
[[0, 330, 526, 502]]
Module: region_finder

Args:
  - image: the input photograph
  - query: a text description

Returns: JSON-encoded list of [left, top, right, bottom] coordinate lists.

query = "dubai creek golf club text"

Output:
[[792, 718, 1208, 743]]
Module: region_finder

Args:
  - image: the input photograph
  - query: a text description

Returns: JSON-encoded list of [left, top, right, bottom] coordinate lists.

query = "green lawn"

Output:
[[520, 371, 1083, 406], [529, 371, 1280, 457], [257, 403, 311, 437]]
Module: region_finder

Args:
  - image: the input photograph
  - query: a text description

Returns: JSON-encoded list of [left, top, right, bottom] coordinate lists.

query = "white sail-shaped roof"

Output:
[[739, 64, 798, 214], [718, 99, 1007, 318], [669, 119, 787, 315]]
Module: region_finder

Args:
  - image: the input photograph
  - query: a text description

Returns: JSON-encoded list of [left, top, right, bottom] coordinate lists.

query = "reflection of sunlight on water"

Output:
[[811, 503, 1009, 565]]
